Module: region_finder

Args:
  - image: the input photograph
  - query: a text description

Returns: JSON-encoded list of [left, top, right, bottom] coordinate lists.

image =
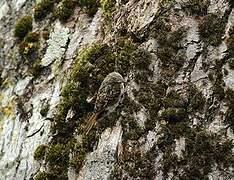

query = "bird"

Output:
[[83, 72, 125, 135]]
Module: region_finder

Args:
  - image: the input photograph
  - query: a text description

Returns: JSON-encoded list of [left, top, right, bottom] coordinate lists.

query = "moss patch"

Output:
[[225, 88, 234, 131], [157, 125, 234, 179], [78, 0, 100, 17], [40, 103, 50, 117], [34, 145, 47, 161], [14, 16, 33, 40], [53, 0, 101, 22], [34, 171, 47, 180], [100, 0, 115, 17], [227, 28, 234, 60], [199, 14, 227, 46], [187, 85, 205, 113], [161, 108, 187, 122], [34, 0, 54, 21], [53, 0, 77, 22], [18, 31, 40, 61], [40, 40, 154, 178], [30, 59, 44, 79], [181, 0, 210, 16], [151, 16, 187, 80], [228, 58, 234, 69], [45, 143, 70, 179]]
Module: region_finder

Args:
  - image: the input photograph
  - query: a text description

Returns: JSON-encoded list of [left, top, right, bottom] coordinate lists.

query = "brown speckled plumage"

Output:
[[84, 72, 124, 135]]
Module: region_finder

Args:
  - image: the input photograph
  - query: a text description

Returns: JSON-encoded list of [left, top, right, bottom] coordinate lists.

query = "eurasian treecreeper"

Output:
[[84, 72, 125, 135]]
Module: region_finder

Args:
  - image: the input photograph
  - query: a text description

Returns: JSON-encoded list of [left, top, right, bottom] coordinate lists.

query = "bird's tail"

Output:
[[83, 112, 99, 135]]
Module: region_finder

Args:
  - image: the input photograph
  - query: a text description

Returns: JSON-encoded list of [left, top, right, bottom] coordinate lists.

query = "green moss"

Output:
[[18, 31, 40, 61], [156, 27, 186, 79], [158, 124, 234, 178], [161, 108, 187, 122], [119, 96, 143, 141], [114, 42, 152, 82], [223, 68, 229, 76], [54, 0, 77, 22], [69, 143, 86, 172], [132, 49, 152, 69], [42, 30, 50, 40], [44, 143, 70, 179], [228, 58, 234, 69], [183, 132, 234, 178], [187, 85, 205, 112], [225, 88, 234, 130], [24, 32, 40, 42], [34, 0, 54, 21], [225, 88, 234, 107], [46, 143, 69, 166], [181, 0, 210, 16], [227, 27, 234, 59], [46, 165, 68, 180], [161, 150, 178, 176], [162, 90, 184, 108], [34, 171, 47, 180], [213, 82, 225, 101], [208, 71, 214, 81], [34, 145, 47, 161], [78, 0, 100, 17], [46, 40, 156, 178], [134, 81, 167, 131], [82, 125, 98, 151], [40, 103, 50, 117], [19, 42, 39, 61], [112, 39, 135, 76], [31, 59, 44, 78], [14, 16, 33, 40], [71, 44, 104, 79], [53, 0, 100, 21], [151, 15, 171, 38], [100, 0, 115, 16], [199, 14, 226, 46], [60, 81, 92, 116], [113, 139, 156, 179]]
